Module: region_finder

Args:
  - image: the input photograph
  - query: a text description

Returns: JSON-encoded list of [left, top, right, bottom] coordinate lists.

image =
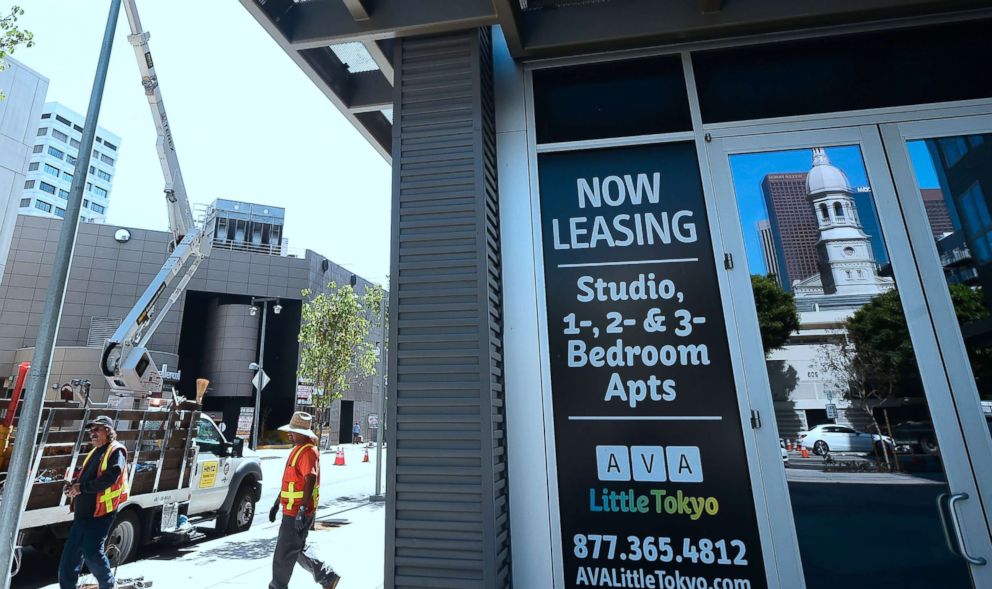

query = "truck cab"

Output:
[[188, 414, 262, 535]]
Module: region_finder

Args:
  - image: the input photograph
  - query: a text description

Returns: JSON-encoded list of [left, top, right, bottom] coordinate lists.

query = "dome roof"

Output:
[[806, 148, 851, 196]]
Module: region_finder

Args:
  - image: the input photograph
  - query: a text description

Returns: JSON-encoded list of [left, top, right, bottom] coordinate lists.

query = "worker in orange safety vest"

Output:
[[267, 411, 340, 589], [59, 415, 128, 589]]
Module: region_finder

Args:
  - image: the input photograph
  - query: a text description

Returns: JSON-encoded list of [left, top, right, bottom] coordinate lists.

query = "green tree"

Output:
[[751, 274, 800, 355], [846, 285, 992, 395], [815, 285, 992, 467], [0, 6, 34, 99], [298, 282, 384, 441]]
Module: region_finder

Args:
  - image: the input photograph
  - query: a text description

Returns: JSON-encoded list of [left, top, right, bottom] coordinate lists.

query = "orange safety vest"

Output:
[[280, 443, 319, 516], [77, 441, 129, 517]]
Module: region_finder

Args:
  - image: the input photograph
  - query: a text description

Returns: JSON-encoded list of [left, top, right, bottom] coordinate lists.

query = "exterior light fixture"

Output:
[[249, 306, 259, 317], [273, 304, 282, 315]]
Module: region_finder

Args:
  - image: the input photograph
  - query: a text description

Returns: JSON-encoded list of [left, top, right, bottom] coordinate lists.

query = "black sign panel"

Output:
[[537, 142, 766, 588]]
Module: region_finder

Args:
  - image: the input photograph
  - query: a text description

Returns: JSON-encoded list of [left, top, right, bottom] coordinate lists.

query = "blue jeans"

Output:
[[59, 515, 116, 589]]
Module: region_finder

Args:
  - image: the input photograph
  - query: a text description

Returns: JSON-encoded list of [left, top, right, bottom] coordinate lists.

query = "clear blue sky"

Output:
[[12, 1, 391, 285], [729, 143, 941, 276]]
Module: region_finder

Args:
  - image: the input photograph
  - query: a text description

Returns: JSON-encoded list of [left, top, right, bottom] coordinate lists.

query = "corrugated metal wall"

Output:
[[385, 27, 510, 588]]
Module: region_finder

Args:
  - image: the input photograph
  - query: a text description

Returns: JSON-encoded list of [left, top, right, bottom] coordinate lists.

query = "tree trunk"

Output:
[[863, 401, 891, 470]]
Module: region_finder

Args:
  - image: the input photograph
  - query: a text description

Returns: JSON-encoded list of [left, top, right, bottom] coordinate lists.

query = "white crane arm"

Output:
[[122, 0, 194, 243], [102, 0, 212, 394]]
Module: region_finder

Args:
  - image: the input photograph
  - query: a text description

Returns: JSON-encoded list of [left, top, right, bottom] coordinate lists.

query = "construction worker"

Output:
[[59, 415, 128, 589], [268, 411, 340, 589]]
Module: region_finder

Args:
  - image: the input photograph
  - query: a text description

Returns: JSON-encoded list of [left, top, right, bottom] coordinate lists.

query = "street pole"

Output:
[[252, 300, 267, 450], [372, 296, 386, 502], [0, 2, 122, 586]]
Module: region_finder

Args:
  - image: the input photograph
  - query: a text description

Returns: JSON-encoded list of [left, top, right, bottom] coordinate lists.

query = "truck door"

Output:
[[188, 416, 231, 514]]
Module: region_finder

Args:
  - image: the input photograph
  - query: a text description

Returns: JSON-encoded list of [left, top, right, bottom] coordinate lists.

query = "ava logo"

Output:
[[596, 445, 703, 483]]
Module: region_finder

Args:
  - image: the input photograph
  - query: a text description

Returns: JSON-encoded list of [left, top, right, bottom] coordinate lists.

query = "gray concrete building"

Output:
[[0, 58, 48, 284], [0, 208, 384, 443]]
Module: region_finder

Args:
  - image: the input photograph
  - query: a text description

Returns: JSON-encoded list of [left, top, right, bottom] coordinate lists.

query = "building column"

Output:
[[385, 27, 510, 588]]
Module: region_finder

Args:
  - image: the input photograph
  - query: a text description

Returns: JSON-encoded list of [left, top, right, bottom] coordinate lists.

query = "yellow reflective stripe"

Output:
[[280, 481, 304, 511], [289, 444, 315, 468], [80, 446, 99, 471], [99, 485, 123, 513], [100, 442, 123, 471]]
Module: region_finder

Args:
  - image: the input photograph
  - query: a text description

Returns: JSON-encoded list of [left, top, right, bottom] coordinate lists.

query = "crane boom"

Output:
[[122, 0, 194, 242], [101, 0, 211, 394]]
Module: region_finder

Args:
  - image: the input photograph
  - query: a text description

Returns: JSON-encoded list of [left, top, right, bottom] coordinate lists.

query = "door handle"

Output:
[[942, 493, 987, 566]]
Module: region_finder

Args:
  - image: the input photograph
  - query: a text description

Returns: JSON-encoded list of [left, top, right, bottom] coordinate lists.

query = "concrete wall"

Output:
[[201, 300, 259, 398], [0, 58, 48, 283], [0, 215, 386, 432], [10, 346, 178, 403]]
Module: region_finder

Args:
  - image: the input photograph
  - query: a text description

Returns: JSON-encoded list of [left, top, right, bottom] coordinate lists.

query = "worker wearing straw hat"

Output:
[[268, 411, 340, 589]]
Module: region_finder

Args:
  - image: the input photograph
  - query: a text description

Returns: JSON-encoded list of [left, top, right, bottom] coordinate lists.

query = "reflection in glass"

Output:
[[909, 133, 992, 435], [730, 145, 970, 588]]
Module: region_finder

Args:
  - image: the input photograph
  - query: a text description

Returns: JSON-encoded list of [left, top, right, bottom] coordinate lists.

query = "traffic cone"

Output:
[[800, 446, 810, 459], [334, 448, 346, 466], [363, 448, 370, 463]]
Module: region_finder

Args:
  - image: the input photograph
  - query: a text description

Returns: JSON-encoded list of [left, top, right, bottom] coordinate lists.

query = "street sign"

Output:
[[825, 403, 838, 419], [296, 383, 314, 405], [368, 413, 379, 428], [252, 369, 270, 392], [236, 407, 254, 441]]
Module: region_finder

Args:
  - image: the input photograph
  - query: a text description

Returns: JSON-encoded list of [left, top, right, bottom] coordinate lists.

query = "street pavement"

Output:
[[12, 444, 386, 589]]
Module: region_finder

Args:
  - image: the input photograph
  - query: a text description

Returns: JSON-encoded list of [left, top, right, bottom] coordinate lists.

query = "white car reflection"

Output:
[[798, 424, 894, 455]]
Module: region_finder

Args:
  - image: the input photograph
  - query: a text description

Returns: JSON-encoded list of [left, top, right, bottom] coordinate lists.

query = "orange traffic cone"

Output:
[[363, 448, 370, 463], [800, 446, 810, 459], [334, 448, 346, 466]]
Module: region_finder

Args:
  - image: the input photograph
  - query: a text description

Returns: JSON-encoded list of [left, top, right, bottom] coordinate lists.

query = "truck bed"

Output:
[[0, 399, 200, 516]]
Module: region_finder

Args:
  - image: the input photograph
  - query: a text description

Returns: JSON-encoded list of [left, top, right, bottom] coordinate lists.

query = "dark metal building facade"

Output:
[[243, 1, 992, 588]]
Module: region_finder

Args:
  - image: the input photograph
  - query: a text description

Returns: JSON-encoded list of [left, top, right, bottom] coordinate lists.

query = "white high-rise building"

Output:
[[0, 58, 49, 283], [19, 102, 120, 223]]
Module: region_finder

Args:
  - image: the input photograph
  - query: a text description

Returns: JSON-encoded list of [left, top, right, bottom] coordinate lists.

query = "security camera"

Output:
[[273, 304, 282, 315], [249, 362, 260, 371], [249, 306, 259, 317]]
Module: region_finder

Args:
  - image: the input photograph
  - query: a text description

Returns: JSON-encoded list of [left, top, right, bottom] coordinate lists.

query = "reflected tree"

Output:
[[751, 274, 800, 355], [814, 285, 992, 466]]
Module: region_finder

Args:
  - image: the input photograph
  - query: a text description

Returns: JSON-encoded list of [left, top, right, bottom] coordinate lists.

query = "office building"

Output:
[[0, 58, 48, 283], [0, 200, 384, 445], [20, 102, 120, 223], [757, 219, 782, 287], [922, 187, 954, 237], [762, 172, 818, 287]]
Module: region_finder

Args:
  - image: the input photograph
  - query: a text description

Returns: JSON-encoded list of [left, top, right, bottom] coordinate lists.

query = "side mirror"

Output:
[[217, 422, 227, 434], [230, 437, 245, 458]]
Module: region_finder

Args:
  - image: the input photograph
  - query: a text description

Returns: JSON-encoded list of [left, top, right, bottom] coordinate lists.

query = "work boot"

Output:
[[323, 573, 341, 589]]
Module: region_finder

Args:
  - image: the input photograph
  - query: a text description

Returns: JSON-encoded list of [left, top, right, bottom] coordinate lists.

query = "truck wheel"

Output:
[[106, 510, 140, 566], [226, 484, 256, 534]]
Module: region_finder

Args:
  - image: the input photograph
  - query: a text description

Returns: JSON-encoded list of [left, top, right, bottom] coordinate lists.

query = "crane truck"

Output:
[[0, 0, 262, 572]]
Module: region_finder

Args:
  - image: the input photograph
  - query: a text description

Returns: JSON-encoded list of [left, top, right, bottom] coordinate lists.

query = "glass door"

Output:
[[881, 114, 992, 542], [706, 125, 992, 588]]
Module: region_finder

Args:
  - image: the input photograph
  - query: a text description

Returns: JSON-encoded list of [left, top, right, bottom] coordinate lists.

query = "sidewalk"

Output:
[[35, 444, 386, 589], [68, 503, 384, 589]]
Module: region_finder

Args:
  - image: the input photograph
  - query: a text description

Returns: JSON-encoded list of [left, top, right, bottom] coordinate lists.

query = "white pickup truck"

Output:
[[1, 401, 262, 570]]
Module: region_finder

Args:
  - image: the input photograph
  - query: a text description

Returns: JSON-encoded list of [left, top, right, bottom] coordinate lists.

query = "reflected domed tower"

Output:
[[794, 148, 893, 297]]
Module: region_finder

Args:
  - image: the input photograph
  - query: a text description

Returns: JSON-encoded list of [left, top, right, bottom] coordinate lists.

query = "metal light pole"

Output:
[[0, 2, 122, 586], [372, 296, 386, 502], [252, 300, 267, 450], [250, 297, 279, 449]]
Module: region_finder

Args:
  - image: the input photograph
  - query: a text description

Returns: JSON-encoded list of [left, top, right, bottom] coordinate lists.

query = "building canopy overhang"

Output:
[[240, 0, 992, 161]]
